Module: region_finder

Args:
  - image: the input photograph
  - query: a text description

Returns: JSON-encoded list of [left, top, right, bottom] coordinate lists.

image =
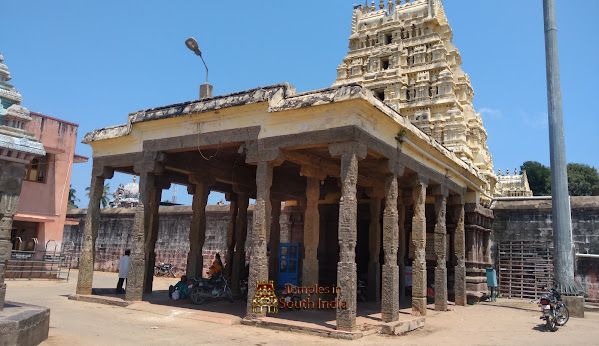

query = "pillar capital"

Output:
[[404, 174, 429, 188], [431, 185, 449, 198], [328, 141, 367, 160], [300, 165, 327, 180], [245, 143, 284, 166], [91, 165, 114, 179], [448, 192, 466, 205], [188, 173, 215, 186], [377, 159, 405, 177], [154, 176, 172, 191], [133, 161, 164, 175]]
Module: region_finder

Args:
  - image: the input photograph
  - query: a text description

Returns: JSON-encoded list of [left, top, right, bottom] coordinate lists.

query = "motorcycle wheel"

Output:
[[169, 268, 176, 278], [546, 315, 558, 332], [190, 286, 206, 305], [556, 303, 569, 326]]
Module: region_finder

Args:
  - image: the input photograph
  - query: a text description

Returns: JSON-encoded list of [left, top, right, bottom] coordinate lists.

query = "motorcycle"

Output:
[[240, 279, 248, 298], [189, 272, 234, 304], [154, 262, 176, 277], [282, 284, 302, 304], [539, 287, 569, 332]]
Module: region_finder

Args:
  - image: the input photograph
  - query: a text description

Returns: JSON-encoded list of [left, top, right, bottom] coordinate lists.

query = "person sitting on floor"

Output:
[[169, 275, 189, 300]]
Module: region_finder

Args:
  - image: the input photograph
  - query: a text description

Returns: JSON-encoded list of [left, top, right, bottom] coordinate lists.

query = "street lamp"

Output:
[[185, 37, 213, 99]]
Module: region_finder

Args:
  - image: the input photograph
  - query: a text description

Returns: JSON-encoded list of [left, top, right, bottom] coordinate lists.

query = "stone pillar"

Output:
[[225, 193, 238, 280], [329, 142, 366, 331], [367, 189, 382, 302], [302, 170, 322, 297], [231, 190, 249, 295], [144, 180, 168, 294], [0, 161, 27, 309], [452, 197, 467, 306], [126, 154, 164, 301], [381, 174, 399, 322], [246, 161, 274, 318], [397, 190, 407, 305], [269, 198, 281, 285], [186, 174, 212, 279], [433, 186, 448, 311], [76, 166, 113, 295], [126, 172, 156, 301], [411, 176, 428, 316]]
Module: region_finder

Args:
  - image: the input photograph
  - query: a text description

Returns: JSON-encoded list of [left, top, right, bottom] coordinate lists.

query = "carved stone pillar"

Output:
[[329, 142, 366, 331], [186, 174, 212, 280], [411, 176, 428, 316], [269, 198, 281, 285], [76, 166, 113, 295], [225, 193, 238, 280], [397, 189, 407, 305], [143, 179, 168, 294], [246, 160, 275, 317], [0, 161, 27, 309], [367, 189, 382, 302], [452, 196, 467, 306], [433, 186, 448, 311], [302, 169, 322, 298], [231, 190, 249, 295], [381, 174, 399, 322], [126, 154, 164, 301]]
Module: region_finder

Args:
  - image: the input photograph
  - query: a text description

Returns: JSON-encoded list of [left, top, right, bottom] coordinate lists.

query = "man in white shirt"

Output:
[[116, 249, 130, 294]]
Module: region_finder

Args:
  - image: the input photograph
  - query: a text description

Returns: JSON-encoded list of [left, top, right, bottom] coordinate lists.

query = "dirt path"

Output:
[[5, 271, 599, 345]]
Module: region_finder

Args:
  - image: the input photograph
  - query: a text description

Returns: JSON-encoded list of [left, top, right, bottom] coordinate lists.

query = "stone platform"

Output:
[[0, 302, 50, 346]]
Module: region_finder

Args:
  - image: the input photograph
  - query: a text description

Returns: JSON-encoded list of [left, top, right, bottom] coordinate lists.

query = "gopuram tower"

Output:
[[334, 0, 497, 197]]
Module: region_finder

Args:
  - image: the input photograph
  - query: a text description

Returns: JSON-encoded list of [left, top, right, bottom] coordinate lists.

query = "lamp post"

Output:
[[185, 37, 213, 99], [542, 0, 576, 295]]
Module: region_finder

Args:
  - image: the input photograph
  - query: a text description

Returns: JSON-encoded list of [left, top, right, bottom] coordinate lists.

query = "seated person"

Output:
[[209, 253, 223, 278], [169, 275, 189, 300]]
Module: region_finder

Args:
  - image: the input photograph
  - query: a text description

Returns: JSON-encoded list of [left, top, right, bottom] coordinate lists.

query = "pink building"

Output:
[[13, 111, 87, 251]]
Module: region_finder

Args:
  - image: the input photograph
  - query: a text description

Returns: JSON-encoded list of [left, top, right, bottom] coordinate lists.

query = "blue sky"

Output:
[[2, 0, 597, 207]]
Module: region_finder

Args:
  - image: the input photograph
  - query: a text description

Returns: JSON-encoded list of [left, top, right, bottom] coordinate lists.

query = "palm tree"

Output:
[[68, 185, 80, 209], [85, 183, 111, 208]]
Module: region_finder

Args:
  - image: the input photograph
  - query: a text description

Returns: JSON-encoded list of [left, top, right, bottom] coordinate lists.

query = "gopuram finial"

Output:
[[498, 169, 501, 176], [514, 168, 518, 175], [379, 0, 384, 9], [371, 1, 376, 11], [396, 0, 401, 5]]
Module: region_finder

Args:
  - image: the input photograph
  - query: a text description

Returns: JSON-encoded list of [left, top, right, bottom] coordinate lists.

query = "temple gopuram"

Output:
[[77, 0, 495, 331]]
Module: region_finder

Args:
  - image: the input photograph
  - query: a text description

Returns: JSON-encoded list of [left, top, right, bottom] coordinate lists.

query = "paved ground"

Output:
[[4, 270, 599, 345]]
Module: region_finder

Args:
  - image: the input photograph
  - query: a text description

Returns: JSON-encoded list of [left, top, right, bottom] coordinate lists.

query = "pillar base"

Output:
[[562, 296, 585, 318], [0, 301, 50, 346], [411, 297, 427, 316]]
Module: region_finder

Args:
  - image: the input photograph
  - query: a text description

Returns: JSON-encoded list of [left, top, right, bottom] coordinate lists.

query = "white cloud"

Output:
[[479, 107, 503, 118]]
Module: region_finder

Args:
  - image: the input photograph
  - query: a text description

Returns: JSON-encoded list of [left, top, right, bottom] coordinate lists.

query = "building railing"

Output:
[[6, 239, 75, 281]]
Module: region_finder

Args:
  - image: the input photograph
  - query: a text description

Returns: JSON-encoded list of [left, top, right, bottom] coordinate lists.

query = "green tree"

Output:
[[520, 161, 551, 196], [85, 183, 111, 208], [68, 185, 79, 209], [567, 163, 599, 196]]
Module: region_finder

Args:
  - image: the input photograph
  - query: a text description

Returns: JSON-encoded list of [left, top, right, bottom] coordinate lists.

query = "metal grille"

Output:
[[6, 239, 75, 281], [498, 240, 554, 299]]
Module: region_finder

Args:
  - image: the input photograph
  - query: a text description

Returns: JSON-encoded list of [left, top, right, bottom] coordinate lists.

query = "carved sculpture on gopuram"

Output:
[[333, 0, 497, 197]]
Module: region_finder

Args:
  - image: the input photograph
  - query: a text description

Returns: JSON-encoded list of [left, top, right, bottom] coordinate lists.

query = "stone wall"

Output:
[[491, 196, 599, 304], [63, 205, 254, 277]]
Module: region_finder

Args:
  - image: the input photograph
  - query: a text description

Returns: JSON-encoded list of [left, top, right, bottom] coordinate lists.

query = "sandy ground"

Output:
[[4, 270, 599, 345]]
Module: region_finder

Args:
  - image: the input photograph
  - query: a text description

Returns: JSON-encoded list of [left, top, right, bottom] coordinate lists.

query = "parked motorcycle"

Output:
[[282, 284, 302, 304], [539, 287, 569, 332], [155, 262, 176, 277], [189, 272, 234, 304], [240, 279, 248, 298]]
